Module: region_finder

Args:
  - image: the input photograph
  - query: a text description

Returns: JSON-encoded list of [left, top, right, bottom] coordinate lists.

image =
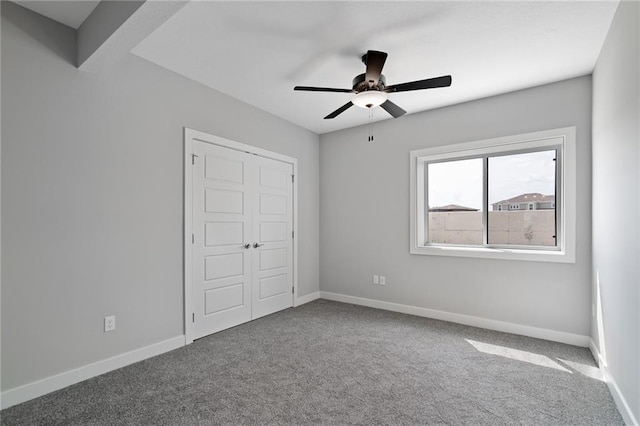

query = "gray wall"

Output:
[[592, 0, 640, 421], [1, 2, 319, 392], [320, 76, 592, 337]]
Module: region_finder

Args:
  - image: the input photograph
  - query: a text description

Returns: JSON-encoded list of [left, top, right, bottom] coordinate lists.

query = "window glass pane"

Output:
[[488, 150, 556, 246], [427, 158, 483, 245]]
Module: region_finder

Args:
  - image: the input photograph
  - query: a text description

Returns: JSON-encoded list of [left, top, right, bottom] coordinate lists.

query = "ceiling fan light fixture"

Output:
[[352, 90, 387, 109]]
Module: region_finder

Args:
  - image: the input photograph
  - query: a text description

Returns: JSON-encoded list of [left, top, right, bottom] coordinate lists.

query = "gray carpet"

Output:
[[1, 299, 623, 425]]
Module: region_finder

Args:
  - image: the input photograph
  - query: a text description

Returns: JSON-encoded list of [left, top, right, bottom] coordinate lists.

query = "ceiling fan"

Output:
[[294, 50, 452, 120]]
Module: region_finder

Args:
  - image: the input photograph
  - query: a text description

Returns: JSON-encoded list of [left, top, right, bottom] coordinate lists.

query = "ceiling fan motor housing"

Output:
[[352, 73, 386, 92]]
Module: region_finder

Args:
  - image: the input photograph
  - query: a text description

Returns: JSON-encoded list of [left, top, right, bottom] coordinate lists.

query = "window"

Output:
[[426, 149, 556, 247], [427, 158, 482, 245], [410, 127, 576, 263]]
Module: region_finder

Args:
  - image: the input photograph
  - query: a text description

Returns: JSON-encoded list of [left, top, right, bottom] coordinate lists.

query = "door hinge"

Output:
[[192, 234, 195, 244], [292, 175, 295, 183], [191, 154, 198, 165], [192, 313, 195, 323], [292, 286, 294, 294], [292, 230, 294, 239]]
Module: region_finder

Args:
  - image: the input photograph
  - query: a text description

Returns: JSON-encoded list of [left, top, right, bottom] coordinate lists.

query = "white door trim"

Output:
[[184, 128, 298, 345]]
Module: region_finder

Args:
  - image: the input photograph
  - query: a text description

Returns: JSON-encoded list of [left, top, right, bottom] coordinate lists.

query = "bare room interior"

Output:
[[1, 1, 638, 424]]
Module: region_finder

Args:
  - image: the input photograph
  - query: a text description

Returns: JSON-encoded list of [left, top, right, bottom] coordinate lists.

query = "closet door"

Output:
[[252, 156, 294, 319], [191, 140, 293, 340], [192, 141, 252, 339]]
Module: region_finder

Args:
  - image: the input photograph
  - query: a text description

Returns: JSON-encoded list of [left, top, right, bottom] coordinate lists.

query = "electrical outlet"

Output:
[[379, 276, 386, 285], [104, 315, 116, 332], [373, 275, 379, 285]]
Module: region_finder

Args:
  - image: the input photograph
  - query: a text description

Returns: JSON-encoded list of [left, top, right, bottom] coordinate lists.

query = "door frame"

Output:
[[184, 127, 298, 345]]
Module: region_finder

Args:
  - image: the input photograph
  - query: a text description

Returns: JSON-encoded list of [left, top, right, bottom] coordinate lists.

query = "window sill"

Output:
[[410, 245, 575, 263]]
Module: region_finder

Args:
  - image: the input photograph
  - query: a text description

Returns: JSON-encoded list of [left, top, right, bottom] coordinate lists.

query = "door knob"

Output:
[[253, 243, 264, 248], [243, 243, 251, 249]]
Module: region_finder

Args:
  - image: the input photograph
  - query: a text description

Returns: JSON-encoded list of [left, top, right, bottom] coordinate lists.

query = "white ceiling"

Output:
[[14, 0, 99, 29], [131, 1, 618, 134], [20, 1, 619, 135]]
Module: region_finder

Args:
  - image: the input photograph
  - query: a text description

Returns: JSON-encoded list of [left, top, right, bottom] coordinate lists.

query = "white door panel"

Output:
[[259, 222, 288, 242], [193, 141, 252, 339], [259, 194, 288, 215], [191, 139, 293, 339], [204, 188, 244, 214], [204, 222, 243, 247], [205, 283, 245, 314], [251, 156, 293, 320], [204, 253, 244, 281], [259, 274, 289, 299], [259, 248, 288, 271], [204, 155, 244, 183], [259, 166, 288, 189]]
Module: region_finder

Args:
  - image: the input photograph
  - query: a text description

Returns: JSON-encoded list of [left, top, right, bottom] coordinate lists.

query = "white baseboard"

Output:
[[589, 339, 639, 426], [1, 335, 185, 410], [319, 291, 590, 347], [294, 291, 320, 307]]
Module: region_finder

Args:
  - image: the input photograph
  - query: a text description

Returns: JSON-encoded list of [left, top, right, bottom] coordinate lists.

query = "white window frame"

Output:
[[409, 127, 576, 263]]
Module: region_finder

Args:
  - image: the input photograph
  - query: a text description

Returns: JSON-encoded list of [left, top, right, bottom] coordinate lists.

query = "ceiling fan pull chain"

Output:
[[368, 108, 374, 142]]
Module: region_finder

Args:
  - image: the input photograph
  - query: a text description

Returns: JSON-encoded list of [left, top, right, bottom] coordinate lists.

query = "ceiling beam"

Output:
[[77, 0, 188, 72]]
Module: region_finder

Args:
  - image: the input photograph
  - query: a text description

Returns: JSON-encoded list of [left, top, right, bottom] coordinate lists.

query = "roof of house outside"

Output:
[[429, 204, 479, 212], [492, 193, 554, 205]]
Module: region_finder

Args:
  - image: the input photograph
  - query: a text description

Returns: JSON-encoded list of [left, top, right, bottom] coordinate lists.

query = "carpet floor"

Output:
[[1, 299, 623, 425]]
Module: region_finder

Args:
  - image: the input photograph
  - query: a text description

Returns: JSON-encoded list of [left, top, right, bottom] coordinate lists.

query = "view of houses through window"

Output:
[[427, 149, 557, 247]]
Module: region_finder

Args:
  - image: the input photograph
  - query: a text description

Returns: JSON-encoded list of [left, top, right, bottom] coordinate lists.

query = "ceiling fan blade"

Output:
[[380, 100, 407, 118], [385, 75, 452, 93], [324, 101, 354, 119], [364, 50, 388, 86], [294, 86, 353, 93]]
